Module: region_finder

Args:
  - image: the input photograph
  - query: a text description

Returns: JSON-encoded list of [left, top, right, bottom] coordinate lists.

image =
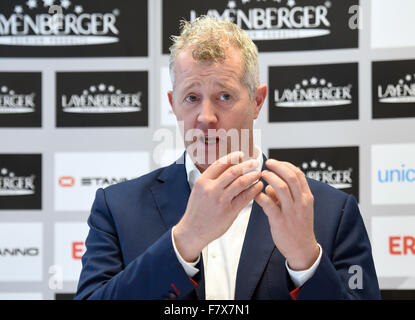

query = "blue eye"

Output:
[[220, 93, 231, 101], [185, 95, 198, 103]]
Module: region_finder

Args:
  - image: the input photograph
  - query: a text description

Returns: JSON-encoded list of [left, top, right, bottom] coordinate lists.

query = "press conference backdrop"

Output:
[[0, 0, 415, 300]]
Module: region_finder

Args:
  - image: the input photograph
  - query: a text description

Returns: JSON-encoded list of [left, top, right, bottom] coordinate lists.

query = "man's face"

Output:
[[168, 46, 267, 172]]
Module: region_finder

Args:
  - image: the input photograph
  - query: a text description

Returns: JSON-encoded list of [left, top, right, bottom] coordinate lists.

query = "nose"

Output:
[[197, 99, 217, 125]]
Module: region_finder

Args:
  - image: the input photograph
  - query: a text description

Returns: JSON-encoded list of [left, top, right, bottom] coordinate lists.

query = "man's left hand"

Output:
[[254, 159, 320, 271]]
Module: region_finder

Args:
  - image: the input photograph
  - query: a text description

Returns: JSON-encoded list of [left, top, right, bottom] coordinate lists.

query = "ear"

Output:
[[168, 90, 176, 115], [253, 84, 267, 119]]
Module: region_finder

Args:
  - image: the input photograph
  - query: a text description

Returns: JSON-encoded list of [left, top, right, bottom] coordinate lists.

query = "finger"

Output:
[[261, 170, 293, 212], [279, 161, 312, 195], [265, 185, 279, 204], [218, 159, 260, 189], [265, 159, 303, 203], [225, 170, 262, 199], [231, 180, 263, 213], [254, 192, 282, 222], [203, 151, 243, 180]]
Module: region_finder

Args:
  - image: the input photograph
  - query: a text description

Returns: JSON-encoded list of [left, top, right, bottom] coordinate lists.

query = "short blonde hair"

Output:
[[169, 16, 259, 99]]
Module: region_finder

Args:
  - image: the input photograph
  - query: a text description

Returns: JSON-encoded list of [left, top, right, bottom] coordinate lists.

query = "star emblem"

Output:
[[26, 0, 38, 9], [287, 0, 296, 7], [60, 0, 71, 9], [15, 5, 23, 14], [74, 5, 83, 14], [43, 0, 54, 7], [228, 0, 236, 9]]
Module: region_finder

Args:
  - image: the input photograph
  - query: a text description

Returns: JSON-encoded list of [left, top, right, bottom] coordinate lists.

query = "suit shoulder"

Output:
[[306, 177, 354, 216]]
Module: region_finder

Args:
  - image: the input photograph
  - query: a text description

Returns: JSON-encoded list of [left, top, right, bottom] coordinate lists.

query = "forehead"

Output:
[[174, 47, 245, 88]]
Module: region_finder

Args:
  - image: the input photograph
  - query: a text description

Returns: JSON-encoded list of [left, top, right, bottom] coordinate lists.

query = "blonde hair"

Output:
[[169, 16, 259, 99]]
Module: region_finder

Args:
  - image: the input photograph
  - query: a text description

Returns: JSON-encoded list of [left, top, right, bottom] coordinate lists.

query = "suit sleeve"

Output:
[[296, 194, 381, 300], [74, 188, 196, 300]]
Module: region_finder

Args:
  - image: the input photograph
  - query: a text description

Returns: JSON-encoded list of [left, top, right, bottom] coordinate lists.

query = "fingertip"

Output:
[[266, 158, 278, 167]]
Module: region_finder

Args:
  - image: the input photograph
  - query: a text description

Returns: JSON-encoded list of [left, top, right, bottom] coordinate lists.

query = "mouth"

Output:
[[200, 135, 220, 145]]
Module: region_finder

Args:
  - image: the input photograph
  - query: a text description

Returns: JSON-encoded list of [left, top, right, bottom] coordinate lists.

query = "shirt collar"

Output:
[[185, 147, 263, 190]]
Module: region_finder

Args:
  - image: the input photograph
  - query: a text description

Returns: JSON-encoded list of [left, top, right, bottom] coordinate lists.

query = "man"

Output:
[[75, 17, 380, 300]]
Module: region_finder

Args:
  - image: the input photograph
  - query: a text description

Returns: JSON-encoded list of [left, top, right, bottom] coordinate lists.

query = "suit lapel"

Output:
[[150, 154, 190, 229], [150, 154, 206, 299]]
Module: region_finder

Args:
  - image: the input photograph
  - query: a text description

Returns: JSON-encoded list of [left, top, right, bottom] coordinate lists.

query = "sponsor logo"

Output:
[[0, 72, 41, 127], [54, 152, 149, 211], [163, 0, 358, 53], [0, 167, 36, 196], [0, 1, 147, 57], [269, 146, 359, 200], [54, 223, 89, 281], [0, 85, 36, 114], [372, 217, 415, 277], [372, 144, 415, 204], [269, 63, 359, 122], [58, 176, 130, 188], [0, 154, 41, 210], [189, 0, 332, 41], [56, 71, 148, 127], [372, 60, 415, 119], [377, 164, 415, 184], [389, 236, 415, 255], [377, 73, 415, 104], [0, 0, 120, 46], [300, 160, 353, 190], [274, 77, 353, 108], [0, 247, 39, 256], [61, 83, 142, 114], [0, 223, 42, 281]]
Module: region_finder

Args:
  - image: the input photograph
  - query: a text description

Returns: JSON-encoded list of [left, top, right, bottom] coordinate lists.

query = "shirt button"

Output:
[[210, 252, 217, 259], [207, 296, 215, 300]]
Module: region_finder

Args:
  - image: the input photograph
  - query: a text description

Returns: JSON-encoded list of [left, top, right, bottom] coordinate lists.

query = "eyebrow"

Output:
[[181, 82, 201, 93], [183, 81, 237, 92]]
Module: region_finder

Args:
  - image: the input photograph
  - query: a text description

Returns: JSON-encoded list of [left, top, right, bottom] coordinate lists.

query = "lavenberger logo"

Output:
[[0, 85, 36, 114], [0, 167, 36, 196], [274, 76, 353, 108], [61, 83, 142, 114], [189, 0, 332, 41], [0, 0, 120, 46], [378, 73, 415, 104], [300, 160, 353, 190]]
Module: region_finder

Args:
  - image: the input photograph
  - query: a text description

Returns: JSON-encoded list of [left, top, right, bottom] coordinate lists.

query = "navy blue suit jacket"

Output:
[[75, 154, 380, 300]]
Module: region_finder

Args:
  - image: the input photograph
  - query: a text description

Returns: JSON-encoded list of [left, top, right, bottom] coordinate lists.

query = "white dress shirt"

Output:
[[172, 148, 322, 300]]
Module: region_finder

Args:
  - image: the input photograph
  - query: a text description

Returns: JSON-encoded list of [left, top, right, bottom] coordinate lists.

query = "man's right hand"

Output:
[[173, 151, 264, 262]]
